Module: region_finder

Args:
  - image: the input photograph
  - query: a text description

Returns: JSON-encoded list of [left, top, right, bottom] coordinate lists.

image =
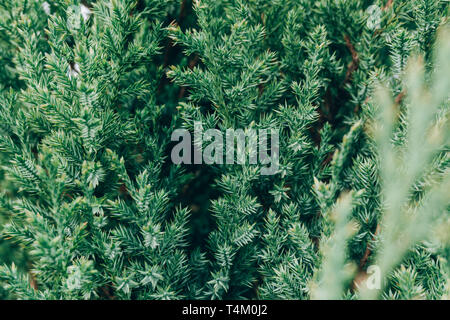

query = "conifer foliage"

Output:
[[0, 0, 449, 300]]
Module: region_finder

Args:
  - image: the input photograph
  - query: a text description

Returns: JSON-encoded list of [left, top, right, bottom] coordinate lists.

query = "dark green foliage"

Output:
[[0, 0, 448, 300]]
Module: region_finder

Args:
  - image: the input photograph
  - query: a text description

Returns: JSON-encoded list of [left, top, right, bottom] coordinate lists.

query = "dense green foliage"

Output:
[[0, 0, 448, 300]]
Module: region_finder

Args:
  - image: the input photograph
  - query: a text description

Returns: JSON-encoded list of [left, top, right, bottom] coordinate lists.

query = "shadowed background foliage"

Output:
[[0, 0, 448, 299]]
